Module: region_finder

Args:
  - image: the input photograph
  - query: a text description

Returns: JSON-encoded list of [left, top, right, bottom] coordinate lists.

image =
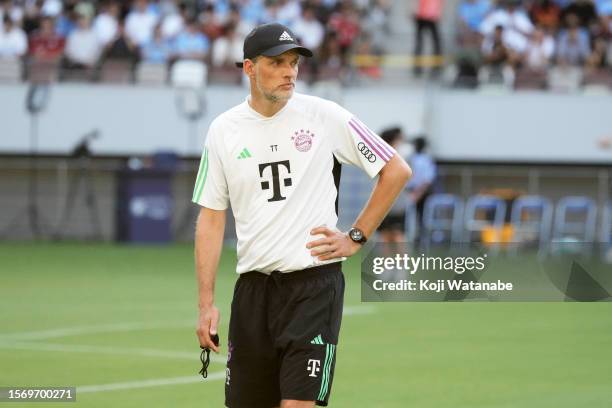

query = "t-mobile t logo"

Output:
[[307, 359, 321, 377], [259, 160, 292, 202]]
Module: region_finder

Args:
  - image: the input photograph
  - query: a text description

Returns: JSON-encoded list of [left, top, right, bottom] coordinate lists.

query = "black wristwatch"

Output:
[[348, 227, 367, 244]]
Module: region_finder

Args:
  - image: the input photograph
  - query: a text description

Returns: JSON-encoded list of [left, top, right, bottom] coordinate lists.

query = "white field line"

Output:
[[0, 306, 375, 395], [78, 372, 226, 394], [0, 321, 195, 342], [0, 341, 228, 364], [0, 305, 374, 342]]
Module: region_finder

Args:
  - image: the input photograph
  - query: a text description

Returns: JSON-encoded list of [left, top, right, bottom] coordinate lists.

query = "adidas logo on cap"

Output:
[[279, 31, 294, 41]]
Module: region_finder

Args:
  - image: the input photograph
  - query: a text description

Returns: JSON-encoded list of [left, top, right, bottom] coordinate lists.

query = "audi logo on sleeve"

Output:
[[357, 142, 377, 163]]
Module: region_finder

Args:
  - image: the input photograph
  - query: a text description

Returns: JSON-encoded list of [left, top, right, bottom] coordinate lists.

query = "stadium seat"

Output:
[[207, 66, 242, 85], [583, 69, 612, 91], [581, 84, 611, 95], [548, 66, 583, 93], [60, 68, 95, 82], [421, 194, 463, 247], [0, 58, 22, 83], [136, 62, 168, 86], [514, 68, 547, 91], [477, 66, 515, 90], [27, 60, 60, 83], [99, 60, 134, 84], [463, 194, 506, 243], [510, 195, 553, 248], [170, 60, 207, 88], [552, 196, 597, 242]]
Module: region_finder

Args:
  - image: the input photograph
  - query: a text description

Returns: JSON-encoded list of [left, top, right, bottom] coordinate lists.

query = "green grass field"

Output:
[[1, 242, 611, 407]]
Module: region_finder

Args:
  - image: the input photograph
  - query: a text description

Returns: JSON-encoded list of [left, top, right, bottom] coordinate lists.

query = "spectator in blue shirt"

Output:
[[241, 0, 266, 26], [407, 137, 437, 229], [141, 23, 171, 64], [556, 13, 591, 66], [55, 4, 77, 38], [172, 17, 209, 61], [459, 0, 492, 32], [595, 0, 612, 15]]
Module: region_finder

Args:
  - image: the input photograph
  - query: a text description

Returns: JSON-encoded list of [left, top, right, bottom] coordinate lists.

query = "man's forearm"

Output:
[[194, 207, 226, 309], [353, 154, 412, 238]]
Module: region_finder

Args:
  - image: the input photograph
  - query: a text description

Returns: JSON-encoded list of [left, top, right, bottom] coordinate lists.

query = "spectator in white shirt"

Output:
[[161, 1, 186, 40], [0, 0, 23, 31], [292, 5, 324, 51], [41, 0, 62, 17], [0, 15, 27, 58], [64, 14, 102, 68], [277, 0, 302, 27], [524, 26, 555, 71], [225, 4, 254, 39], [211, 22, 243, 68], [480, 0, 534, 54], [93, 1, 120, 46], [125, 0, 158, 46]]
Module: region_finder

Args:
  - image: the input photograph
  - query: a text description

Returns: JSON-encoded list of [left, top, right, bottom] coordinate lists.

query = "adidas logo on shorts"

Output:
[[279, 31, 294, 41]]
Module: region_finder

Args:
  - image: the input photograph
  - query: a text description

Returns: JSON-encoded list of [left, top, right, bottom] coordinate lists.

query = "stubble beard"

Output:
[[255, 74, 292, 104]]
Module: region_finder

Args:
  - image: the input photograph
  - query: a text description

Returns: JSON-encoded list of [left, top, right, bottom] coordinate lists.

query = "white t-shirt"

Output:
[[65, 28, 102, 65], [161, 13, 184, 39], [93, 13, 118, 46], [0, 27, 27, 58], [525, 36, 554, 69], [192, 93, 395, 274], [292, 18, 324, 50], [125, 10, 158, 46], [480, 9, 533, 53]]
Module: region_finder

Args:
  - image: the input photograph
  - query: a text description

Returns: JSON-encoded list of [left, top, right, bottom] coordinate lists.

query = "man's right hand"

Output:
[[196, 305, 220, 353]]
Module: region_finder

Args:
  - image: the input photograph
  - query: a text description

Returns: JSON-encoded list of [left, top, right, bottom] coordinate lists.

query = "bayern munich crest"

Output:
[[291, 129, 315, 152]]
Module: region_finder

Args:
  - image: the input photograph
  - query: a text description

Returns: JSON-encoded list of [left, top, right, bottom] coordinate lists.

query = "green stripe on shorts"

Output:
[[318, 344, 335, 401]]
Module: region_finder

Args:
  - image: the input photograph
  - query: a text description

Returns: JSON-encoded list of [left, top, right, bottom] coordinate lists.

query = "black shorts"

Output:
[[225, 262, 345, 408]]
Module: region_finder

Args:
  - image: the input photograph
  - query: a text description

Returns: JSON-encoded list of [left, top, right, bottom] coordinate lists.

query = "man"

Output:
[[412, 0, 444, 76], [0, 15, 27, 59], [63, 14, 102, 70], [479, 0, 533, 55], [193, 23, 411, 408], [172, 17, 209, 62], [125, 0, 158, 47], [407, 137, 437, 232]]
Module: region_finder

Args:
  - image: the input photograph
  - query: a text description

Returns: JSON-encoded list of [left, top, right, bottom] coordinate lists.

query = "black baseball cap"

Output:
[[235, 23, 313, 68]]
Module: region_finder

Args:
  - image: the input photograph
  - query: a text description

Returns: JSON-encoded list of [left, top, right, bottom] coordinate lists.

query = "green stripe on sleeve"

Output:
[[192, 148, 209, 203], [192, 148, 207, 201]]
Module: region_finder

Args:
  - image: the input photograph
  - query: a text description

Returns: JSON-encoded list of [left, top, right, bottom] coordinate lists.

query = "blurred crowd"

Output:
[[2, 0, 611, 88], [0, 0, 391, 83], [454, 0, 612, 89]]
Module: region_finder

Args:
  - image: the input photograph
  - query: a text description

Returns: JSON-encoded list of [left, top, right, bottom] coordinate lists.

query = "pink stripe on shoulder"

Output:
[[358, 119, 395, 158], [349, 118, 392, 161], [348, 120, 390, 162]]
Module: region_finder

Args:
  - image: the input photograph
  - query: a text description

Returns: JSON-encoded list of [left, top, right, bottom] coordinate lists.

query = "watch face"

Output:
[[350, 229, 363, 241]]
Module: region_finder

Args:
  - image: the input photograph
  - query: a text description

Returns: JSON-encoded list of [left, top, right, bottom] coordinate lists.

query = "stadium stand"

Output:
[[0, 0, 608, 89]]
